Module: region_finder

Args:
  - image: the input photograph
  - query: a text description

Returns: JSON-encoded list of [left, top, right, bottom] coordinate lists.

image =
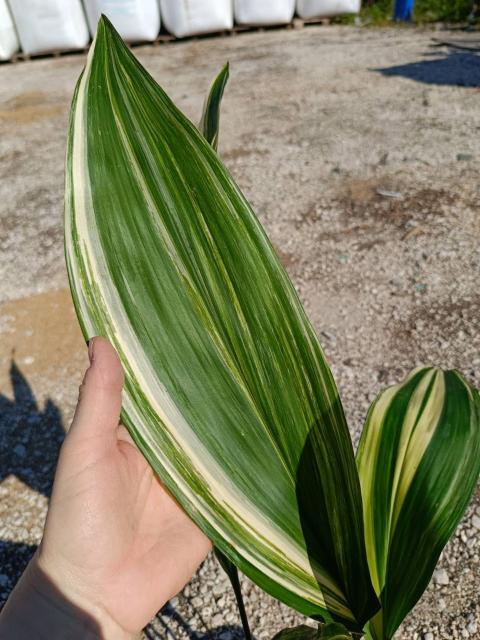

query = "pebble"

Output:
[[191, 596, 203, 608], [457, 153, 473, 161], [471, 515, 480, 530], [211, 613, 224, 627], [212, 583, 225, 598], [13, 444, 26, 458], [433, 569, 449, 586], [467, 621, 477, 635]]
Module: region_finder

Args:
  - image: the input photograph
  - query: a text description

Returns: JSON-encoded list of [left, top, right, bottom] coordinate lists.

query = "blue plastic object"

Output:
[[394, 0, 415, 20]]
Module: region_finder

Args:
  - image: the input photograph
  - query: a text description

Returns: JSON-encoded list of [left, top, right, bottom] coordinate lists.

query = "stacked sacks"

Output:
[[234, 0, 295, 25], [4, 0, 364, 58], [296, 0, 361, 18], [83, 0, 161, 42], [159, 0, 233, 38], [0, 0, 19, 60], [8, 0, 89, 55]]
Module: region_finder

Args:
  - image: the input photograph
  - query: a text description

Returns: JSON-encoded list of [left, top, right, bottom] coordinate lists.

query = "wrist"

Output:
[[0, 554, 138, 640]]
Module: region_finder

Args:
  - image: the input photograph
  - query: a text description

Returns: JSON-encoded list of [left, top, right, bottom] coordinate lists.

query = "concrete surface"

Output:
[[0, 24, 479, 639]]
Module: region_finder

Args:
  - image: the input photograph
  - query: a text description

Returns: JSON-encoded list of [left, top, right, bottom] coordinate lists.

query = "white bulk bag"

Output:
[[83, 0, 161, 42], [8, 0, 89, 55], [0, 0, 19, 60], [160, 0, 233, 38], [234, 0, 295, 25], [296, 0, 361, 18]]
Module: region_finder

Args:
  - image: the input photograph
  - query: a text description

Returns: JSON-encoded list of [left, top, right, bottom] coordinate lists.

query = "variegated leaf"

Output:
[[357, 367, 480, 639], [65, 17, 378, 629]]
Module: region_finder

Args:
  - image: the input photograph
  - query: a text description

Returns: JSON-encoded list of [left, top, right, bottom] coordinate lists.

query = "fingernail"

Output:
[[87, 338, 95, 363]]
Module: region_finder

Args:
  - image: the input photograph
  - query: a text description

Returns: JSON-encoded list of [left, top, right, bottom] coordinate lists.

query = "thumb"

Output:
[[68, 336, 124, 443]]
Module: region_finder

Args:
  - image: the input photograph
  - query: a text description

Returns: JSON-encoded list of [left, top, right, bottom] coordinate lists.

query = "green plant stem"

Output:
[[215, 548, 252, 640]]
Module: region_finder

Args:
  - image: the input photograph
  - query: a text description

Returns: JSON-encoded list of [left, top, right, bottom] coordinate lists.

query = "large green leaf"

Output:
[[64, 17, 378, 629], [357, 367, 480, 639]]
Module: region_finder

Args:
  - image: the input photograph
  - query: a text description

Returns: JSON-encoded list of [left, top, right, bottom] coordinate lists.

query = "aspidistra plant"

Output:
[[65, 17, 480, 639]]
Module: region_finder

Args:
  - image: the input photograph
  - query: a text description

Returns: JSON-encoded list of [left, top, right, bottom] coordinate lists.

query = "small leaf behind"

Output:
[[199, 62, 229, 150]]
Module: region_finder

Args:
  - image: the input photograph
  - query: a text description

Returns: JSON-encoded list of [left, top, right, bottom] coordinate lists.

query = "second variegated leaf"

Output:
[[357, 367, 480, 639]]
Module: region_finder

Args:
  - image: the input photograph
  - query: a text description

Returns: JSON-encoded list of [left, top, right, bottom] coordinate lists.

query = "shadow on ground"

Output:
[[0, 360, 64, 496], [373, 50, 480, 87], [146, 600, 248, 640], [0, 361, 64, 601]]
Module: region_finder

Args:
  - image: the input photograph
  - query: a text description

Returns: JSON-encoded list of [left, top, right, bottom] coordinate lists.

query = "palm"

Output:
[[41, 423, 210, 634]]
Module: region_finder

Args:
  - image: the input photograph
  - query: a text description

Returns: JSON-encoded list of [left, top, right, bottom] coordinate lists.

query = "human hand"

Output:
[[0, 337, 211, 639]]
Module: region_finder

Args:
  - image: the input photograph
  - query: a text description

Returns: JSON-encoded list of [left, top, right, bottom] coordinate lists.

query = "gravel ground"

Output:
[[0, 24, 479, 640]]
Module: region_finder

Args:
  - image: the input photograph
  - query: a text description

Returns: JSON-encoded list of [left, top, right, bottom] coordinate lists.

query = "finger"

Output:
[[68, 336, 124, 444]]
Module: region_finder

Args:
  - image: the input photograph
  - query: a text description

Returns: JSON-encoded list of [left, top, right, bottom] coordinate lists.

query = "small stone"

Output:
[[438, 598, 447, 611], [211, 613, 223, 627], [415, 283, 427, 293], [376, 188, 403, 199], [424, 633, 434, 640], [467, 621, 477, 635], [457, 153, 473, 161], [471, 514, 480, 530], [13, 443, 26, 458], [212, 583, 225, 598], [219, 632, 234, 640], [433, 568, 449, 585], [0, 575, 9, 587], [191, 596, 203, 608]]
